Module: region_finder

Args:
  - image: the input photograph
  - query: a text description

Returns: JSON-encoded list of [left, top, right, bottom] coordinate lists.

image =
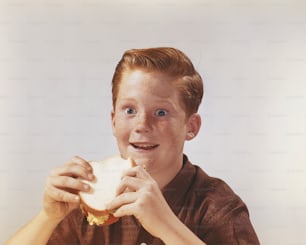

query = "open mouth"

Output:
[[131, 143, 159, 150]]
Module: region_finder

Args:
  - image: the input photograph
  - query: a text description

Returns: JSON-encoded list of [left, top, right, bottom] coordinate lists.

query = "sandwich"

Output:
[[79, 155, 134, 226]]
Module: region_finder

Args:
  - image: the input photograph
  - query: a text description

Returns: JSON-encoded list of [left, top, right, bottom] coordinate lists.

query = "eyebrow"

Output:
[[118, 99, 181, 113]]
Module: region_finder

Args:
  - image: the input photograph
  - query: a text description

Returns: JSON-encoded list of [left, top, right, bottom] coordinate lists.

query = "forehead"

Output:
[[118, 69, 180, 99]]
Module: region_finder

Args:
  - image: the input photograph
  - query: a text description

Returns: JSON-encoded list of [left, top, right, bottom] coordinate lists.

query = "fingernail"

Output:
[[88, 173, 94, 180]]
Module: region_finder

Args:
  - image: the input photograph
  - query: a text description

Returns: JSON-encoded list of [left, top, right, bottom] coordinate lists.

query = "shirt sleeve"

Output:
[[47, 209, 81, 245]]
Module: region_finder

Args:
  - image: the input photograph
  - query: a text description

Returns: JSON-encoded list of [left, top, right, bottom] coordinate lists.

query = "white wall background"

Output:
[[1, 1, 306, 244]]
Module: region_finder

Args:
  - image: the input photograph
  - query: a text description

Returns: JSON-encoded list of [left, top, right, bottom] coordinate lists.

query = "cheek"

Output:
[[168, 124, 188, 141], [113, 116, 131, 138], [160, 123, 183, 139]]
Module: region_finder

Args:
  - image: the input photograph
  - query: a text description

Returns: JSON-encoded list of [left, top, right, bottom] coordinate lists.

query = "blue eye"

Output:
[[124, 107, 136, 115], [155, 109, 168, 117]]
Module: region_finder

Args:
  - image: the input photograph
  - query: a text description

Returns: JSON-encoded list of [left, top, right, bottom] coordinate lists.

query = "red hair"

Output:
[[112, 47, 203, 117]]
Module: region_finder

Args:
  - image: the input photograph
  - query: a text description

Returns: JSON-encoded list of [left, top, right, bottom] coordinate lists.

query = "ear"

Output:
[[185, 113, 201, 141], [111, 110, 116, 137]]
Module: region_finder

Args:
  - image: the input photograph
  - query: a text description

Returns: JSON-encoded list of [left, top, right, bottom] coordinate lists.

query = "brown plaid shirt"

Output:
[[48, 155, 260, 245]]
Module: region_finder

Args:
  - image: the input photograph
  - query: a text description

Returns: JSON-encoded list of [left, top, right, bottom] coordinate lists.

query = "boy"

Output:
[[6, 47, 259, 245]]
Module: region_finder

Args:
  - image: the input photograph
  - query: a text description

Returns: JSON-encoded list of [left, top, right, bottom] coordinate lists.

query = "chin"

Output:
[[124, 147, 162, 168], [129, 154, 155, 169], [136, 157, 152, 166]]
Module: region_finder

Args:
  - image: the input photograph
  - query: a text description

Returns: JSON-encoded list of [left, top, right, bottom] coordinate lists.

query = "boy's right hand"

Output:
[[43, 156, 95, 221]]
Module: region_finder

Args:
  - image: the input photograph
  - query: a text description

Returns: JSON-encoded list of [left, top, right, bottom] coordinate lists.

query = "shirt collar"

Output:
[[161, 154, 196, 214]]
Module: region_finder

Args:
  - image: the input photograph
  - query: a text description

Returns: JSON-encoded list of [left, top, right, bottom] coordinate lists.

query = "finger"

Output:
[[45, 185, 80, 203], [66, 156, 92, 170], [121, 165, 150, 180], [106, 191, 138, 212], [113, 203, 135, 218], [49, 175, 91, 193], [116, 175, 144, 195], [50, 164, 95, 181]]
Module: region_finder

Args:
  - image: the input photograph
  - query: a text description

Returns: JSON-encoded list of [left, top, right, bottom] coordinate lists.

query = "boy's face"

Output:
[[111, 69, 196, 177]]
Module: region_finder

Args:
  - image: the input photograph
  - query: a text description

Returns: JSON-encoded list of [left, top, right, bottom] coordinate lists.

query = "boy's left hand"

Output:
[[105, 165, 177, 239]]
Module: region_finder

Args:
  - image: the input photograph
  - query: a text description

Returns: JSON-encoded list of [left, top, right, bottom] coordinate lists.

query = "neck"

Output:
[[151, 155, 184, 190]]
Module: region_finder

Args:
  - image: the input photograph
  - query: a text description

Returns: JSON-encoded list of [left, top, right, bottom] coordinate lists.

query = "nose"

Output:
[[135, 112, 152, 133]]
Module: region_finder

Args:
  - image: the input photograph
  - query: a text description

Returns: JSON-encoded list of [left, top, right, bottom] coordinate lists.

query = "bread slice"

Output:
[[79, 155, 133, 226]]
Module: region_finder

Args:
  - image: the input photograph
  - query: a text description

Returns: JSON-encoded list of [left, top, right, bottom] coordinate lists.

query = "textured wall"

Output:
[[1, 1, 306, 244]]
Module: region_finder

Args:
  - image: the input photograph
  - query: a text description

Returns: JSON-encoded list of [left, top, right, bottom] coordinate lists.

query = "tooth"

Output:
[[135, 144, 155, 148]]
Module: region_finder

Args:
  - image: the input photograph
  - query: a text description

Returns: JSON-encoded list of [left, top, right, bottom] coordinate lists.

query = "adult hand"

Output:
[[106, 165, 177, 239], [43, 156, 94, 221]]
